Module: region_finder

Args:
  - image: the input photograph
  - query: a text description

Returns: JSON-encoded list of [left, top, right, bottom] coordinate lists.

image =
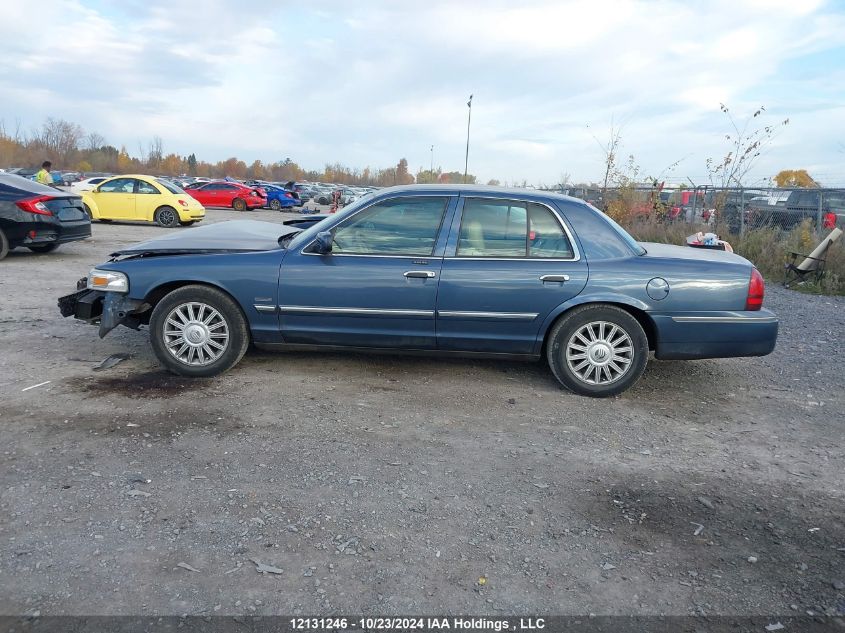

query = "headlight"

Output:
[[87, 269, 129, 293]]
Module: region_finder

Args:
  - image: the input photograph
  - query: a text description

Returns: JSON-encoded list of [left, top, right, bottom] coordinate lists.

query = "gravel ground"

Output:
[[0, 206, 843, 617]]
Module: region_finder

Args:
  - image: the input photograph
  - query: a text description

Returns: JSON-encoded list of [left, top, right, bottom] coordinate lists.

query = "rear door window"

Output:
[[457, 199, 574, 259]]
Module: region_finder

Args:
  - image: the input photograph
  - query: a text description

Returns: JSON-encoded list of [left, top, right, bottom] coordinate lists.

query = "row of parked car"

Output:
[[0, 170, 339, 260]]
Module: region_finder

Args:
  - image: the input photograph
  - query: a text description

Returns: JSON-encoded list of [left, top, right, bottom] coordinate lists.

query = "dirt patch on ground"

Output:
[[65, 371, 215, 399]]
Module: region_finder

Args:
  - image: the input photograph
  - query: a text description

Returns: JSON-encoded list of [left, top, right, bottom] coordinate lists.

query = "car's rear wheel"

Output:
[[546, 304, 648, 397], [28, 243, 59, 253], [154, 206, 179, 228], [269, 198, 282, 211], [232, 198, 247, 212], [0, 228, 9, 261], [149, 285, 250, 377]]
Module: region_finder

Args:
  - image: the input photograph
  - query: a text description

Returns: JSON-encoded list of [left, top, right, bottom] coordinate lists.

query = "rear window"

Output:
[[156, 179, 184, 194], [588, 204, 646, 256]]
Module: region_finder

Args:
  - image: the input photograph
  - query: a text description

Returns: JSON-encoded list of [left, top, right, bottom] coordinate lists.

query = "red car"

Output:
[[184, 181, 266, 211]]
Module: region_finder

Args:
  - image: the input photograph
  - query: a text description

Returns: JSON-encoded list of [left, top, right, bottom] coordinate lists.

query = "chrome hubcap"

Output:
[[565, 320, 633, 385], [163, 302, 229, 366]]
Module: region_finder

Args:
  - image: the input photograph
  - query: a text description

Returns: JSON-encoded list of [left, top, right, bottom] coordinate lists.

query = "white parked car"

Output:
[[71, 177, 110, 193]]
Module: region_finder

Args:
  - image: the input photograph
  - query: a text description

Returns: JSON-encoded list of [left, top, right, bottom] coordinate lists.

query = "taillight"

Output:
[[285, 192, 293, 198], [746, 268, 764, 310], [15, 195, 54, 216]]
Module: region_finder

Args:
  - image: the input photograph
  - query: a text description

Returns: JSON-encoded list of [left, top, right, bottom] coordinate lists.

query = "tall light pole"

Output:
[[464, 94, 472, 184], [430, 145, 434, 177]]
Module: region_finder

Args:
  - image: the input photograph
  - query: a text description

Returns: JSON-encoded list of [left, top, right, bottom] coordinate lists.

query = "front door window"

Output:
[[331, 197, 449, 256]]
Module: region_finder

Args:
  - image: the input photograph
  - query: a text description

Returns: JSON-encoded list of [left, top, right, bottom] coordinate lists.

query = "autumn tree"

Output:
[[396, 158, 414, 184], [248, 159, 266, 180], [117, 146, 133, 173], [439, 171, 476, 184], [774, 169, 818, 188]]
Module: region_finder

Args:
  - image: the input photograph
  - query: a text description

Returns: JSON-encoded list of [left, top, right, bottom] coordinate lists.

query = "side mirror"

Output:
[[314, 230, 333, 254]]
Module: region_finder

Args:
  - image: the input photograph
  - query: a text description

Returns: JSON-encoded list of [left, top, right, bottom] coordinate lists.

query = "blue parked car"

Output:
[[58, 185, 778, 397], [263, 184, 299, 211]]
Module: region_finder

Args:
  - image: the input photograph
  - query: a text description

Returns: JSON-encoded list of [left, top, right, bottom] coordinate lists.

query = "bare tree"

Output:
[[147, 136, 164, 169], [84, 131, 106, 152], [706, 104, 788, 188], [33, 118, 84, 162], [588, 118, 624, 204]]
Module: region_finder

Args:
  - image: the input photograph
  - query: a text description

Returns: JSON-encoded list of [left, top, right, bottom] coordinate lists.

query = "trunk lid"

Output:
[[640, 241, 751, 266]]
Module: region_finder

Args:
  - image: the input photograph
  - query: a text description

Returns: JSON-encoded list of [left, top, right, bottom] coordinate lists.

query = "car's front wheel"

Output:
[[546, 304, 648, 397], [149, 285, 250, 377]]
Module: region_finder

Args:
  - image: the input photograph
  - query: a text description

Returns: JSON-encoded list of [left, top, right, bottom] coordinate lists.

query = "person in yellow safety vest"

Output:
[[35, 161, 53, 186]]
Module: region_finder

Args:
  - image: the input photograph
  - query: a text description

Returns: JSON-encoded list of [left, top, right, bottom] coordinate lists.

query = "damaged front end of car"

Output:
[[58, 276, 151, 338]]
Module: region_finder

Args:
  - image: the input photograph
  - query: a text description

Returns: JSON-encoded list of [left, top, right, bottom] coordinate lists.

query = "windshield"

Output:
[[157, 178, 186, 194], [587, 203, 647, 255], [286, 195, 375, 250]]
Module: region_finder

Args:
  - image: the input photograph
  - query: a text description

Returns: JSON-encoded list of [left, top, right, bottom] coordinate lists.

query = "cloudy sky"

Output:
[[2, 0, 844, 185]]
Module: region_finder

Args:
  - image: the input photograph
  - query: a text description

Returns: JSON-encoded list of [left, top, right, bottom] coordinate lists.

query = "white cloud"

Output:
[[0, 0, 844, 184]]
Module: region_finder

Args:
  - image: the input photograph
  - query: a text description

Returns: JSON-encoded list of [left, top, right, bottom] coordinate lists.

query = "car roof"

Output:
[[367, 183, 583, 204], [0, 172, 63, 194]]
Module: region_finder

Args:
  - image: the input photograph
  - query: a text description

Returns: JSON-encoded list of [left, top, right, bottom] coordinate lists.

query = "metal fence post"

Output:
[[691, 187, 698, 224], [740, 187, 745, 235], [817, 191, 824, 228]]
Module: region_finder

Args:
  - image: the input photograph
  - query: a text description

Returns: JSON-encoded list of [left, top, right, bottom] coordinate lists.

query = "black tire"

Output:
[[154, 206, 179, 228], [546, 304, 648, 398], [232, 198, 247, 212], [269, 198, 282, 211], [0, 228, 8, 261], [149, 285, 250, 377], [28, 243, 59, 253], [83, 203, 93, 220]]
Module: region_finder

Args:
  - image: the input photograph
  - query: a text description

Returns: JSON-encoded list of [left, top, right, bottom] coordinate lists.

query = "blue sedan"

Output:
[[58, 185, 778, 397], [263, 184, 299, 210]]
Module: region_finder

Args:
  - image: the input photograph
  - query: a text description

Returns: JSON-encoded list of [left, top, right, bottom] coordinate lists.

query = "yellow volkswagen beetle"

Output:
[[82, 175, 205, 227]]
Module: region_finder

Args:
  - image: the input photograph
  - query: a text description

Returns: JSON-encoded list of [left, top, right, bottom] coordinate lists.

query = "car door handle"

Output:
[[404, 270, 436, 278], [540, 274, 570, 283]]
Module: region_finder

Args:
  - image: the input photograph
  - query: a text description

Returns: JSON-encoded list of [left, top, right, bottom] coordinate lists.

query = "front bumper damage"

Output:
[[58, 278, 150, 338]]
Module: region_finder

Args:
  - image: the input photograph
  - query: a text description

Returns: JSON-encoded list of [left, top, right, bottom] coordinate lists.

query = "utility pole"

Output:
[[430, 145, 434, 176], [464, 94, 472, 184]]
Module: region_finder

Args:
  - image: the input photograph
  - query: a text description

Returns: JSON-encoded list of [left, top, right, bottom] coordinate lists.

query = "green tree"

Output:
[[416, 168, 441, 184], [186, 153, 197, 175]]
